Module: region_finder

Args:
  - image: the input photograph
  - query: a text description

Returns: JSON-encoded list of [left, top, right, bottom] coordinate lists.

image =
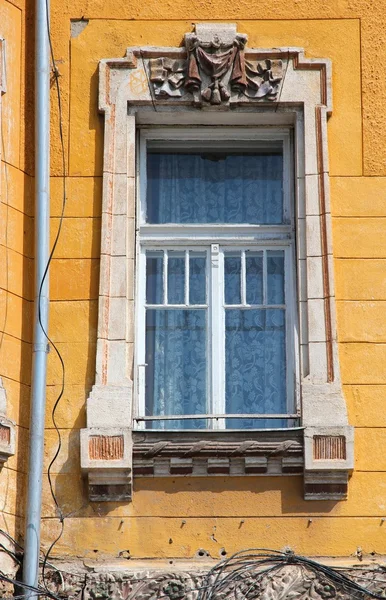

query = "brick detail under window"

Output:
[[0, 424, 10, 444], [313, 436, 346, 461], [88, 435, 124, 460]]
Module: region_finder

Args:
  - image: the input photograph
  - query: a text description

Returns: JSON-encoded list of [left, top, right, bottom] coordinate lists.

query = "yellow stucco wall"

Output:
[[0, 0, 33, 550], [1, 0, 386, 561]]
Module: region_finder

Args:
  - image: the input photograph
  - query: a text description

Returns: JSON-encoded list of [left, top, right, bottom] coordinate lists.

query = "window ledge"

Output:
[[132, 429, 304, 477]]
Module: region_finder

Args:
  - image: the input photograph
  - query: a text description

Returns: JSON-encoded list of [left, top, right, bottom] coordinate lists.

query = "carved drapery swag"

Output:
[[149, 26, 283, 105]]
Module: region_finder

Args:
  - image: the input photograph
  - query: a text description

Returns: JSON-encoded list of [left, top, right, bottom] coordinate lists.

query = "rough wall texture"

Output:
[[0, 0, 33, 577], [1, 0, 386, 567]]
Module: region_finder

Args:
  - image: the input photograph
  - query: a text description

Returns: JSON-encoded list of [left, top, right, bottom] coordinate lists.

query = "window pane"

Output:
[[225, 309, 286, 429], [189, 253, 206, 305], [224, 255, 241, 305], [168, 252, 185, 304], [246, 251, 263, 304], [267, 250, 285, 304], [146, 252, 163, 304], [147, 152, 283, 224], [145, 309, 207, 429]]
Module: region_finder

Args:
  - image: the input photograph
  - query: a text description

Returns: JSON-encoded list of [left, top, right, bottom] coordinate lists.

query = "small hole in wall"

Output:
[[220, 548, 227, 557], [93, 549, 98, 553], [196, 549, 209, 558]]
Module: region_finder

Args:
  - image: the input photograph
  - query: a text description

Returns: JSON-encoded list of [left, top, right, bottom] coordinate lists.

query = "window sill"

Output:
[[132, 428, 304, 477]]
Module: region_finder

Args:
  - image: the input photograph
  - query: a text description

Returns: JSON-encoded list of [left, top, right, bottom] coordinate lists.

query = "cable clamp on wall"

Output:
[[33, 342, 50, 353]]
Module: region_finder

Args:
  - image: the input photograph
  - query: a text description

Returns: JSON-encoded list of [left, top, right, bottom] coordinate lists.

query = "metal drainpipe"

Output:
[[22, 0, 50, 595]]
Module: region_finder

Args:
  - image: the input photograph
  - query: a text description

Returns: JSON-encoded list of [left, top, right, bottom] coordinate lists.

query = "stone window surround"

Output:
[[0, 37, 16, 470], [80, 23, 354, 502]]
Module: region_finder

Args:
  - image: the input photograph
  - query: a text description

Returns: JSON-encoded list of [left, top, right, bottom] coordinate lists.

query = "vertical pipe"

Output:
[[23, 0, 50, 595]]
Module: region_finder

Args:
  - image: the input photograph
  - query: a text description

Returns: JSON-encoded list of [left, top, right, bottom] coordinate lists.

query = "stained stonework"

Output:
[[313, 435, 347, 460], [40, 560, 386, 600], [81, 21, 354, 502], [0, 423, 10, 443], [132, 430, 304, 477], [148, 23, 283, 105], [89, 435, 124, 460], [0, 415, 15, 467]]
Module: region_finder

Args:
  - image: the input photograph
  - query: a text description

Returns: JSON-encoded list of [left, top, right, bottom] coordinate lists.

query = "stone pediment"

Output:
[[147, 23, 283, 106]]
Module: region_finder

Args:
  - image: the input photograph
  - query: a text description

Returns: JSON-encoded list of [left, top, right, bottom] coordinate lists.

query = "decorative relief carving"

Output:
[[41, 562, 384, 599], [0, 424, 10, 444], [148, 24, 282, 106], [313, 436, 346, 461], [88, 435, 124, 460], [0, 415, 15, 467], [92, 22, 354, 500], [133, 432, 303, 477], [80, 427, 132, 501]]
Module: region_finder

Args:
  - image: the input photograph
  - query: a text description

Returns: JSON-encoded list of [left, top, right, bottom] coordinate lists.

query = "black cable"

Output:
[[3, 541, 385, 599], [0, 571, 61, 600], [0, 530, 24, 553], [196, 549, 386, 600]]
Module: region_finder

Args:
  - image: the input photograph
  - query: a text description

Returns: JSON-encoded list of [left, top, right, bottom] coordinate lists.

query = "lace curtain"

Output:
[[146, 152, 283, 224], [145, 152, 287, 429]]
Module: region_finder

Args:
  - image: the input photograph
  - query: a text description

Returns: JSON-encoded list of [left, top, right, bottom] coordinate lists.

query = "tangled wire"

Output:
[[2, 544, 386, 599], [195, 549, 386, 600]]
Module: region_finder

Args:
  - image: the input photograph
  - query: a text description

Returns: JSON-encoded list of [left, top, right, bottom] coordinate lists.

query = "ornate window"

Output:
[[136, 129, 297, 431], [80, 23, 353, 502]]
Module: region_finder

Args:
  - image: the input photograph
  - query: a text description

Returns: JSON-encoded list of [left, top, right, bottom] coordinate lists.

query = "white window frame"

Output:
[[135, 127, 300, 430]]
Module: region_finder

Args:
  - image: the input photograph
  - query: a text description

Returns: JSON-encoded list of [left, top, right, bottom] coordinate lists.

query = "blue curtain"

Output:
[[224, 250, 286, 428], [147, 152, 283, 224], [145, 310, 207, 429], [225, 309, 286, 428], [145, 253, 207, 429], [145, 152, 287, 429]]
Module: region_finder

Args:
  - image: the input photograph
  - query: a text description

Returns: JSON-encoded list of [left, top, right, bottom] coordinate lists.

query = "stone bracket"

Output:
[[81, 383, 133, 501], [303, 425, 354, 500], [80, 427, 132, 501], [0, 415, 16, 467]]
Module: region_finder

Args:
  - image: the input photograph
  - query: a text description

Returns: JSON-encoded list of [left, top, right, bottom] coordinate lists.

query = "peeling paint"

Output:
[[70, 19, 89, 38]]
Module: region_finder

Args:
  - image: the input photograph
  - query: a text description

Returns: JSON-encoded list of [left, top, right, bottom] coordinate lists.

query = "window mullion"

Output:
[[241, 250, 246, 305], [136, 248, 147, 429], [163, 250, 168, 305], [210, 244, 224, 429], [185, 250, 189, 305], [263, 249, 267, 305]]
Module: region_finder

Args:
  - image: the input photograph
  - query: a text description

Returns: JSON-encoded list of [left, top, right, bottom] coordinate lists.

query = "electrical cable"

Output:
[[3, 537, 386, 599], [11, 6, 386, 600], [0, 530, 24, 553], [196, 549, 386, 600], [0, 571, 61, 600]]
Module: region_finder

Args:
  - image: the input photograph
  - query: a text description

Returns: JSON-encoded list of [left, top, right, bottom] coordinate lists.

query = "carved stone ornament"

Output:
[[40, 561, 386, 600], [132, 430, 304, 477], [148, 23, 283, 106], [82, 22, 355, 502]]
